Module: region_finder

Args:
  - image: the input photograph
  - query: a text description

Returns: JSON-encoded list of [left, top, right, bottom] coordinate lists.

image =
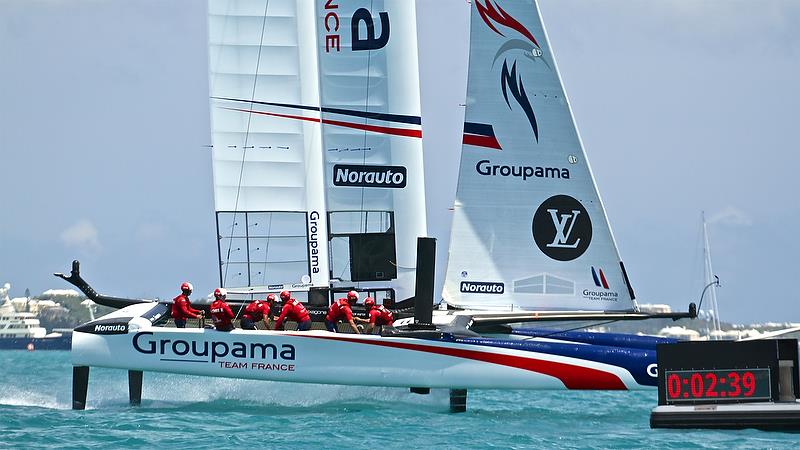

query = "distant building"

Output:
[[638, 303, 672, 314], [658, 326, 703, 341]]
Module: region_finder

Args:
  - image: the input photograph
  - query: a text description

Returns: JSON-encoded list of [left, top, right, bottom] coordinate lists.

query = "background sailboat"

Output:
[[701, 211, 722, 336]]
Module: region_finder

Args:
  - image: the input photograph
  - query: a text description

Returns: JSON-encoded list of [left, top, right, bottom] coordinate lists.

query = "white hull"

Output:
[[72, 326, 646, 390]]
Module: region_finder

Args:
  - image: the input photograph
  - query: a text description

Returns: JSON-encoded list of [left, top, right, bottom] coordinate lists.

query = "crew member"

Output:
[[241, 294, 275, 330], [354, 297, 394, 334], [172, 281, 203, 328], [209, 288, 235, 331], [274, 290, 312, 331], [324, 290, 361, 334]]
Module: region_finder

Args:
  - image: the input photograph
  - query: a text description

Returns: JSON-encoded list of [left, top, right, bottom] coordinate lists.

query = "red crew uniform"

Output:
[[241, 300, 271, 329], [211, 289, 234, 331], [274, 297, 312, 331], [172, 294, 202, 326], [324, 298, 356, 332], [357, 297, 393, 333], [369, 305, 394, 327], [326, 298, 354, 323]]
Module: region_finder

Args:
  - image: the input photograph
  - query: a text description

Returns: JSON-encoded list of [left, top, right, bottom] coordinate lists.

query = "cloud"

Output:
[[135, 223, 167, 242], [60, 219, 101, 252], [707, 207, 753, 227]]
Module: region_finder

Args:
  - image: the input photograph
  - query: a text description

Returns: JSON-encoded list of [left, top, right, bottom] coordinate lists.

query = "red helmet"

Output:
[[180, 282, 193, 293], [347, 290, 359, 302], [279, 290, 291, 301], [213, 288, 227, 299], [266, 293, 276, 302], [364, 297, 375, 308]]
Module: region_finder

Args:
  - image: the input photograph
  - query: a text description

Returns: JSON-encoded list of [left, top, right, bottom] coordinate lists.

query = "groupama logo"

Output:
[[476, 0, 547, 143], [591, 266, 610, 289]]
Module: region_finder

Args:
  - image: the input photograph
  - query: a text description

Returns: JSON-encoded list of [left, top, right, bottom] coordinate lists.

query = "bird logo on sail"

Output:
[[476, 0, 544, 143]]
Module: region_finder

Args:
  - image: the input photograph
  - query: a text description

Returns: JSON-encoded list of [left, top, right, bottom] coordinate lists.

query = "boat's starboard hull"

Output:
[[71, 325, 657, 390]]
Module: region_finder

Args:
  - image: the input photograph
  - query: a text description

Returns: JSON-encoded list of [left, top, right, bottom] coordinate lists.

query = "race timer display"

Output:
[[664, 368, 771, 403]]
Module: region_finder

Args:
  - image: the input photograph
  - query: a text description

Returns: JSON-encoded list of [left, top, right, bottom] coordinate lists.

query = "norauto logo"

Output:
[[460, 281, 505, 294], [75, 320, 130, 335], [94, 324, 127, 333], [334, 164, 407, 188], [532, 195, 592, 261], [132, 332, 296, 363]]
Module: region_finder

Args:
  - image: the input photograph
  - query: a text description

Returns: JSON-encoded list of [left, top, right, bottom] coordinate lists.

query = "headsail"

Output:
[[444, 0, 638, 311]]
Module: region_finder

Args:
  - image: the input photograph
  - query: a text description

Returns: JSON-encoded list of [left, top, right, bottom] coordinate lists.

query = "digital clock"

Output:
[[664, 368, 771, 404]]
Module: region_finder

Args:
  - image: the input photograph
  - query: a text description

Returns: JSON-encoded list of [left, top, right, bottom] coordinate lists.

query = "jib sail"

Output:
[[443, 0, 638, 311]]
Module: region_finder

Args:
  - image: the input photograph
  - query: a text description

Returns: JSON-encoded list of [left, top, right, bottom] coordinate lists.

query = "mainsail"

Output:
[[443, 0, 638, 311], [208, 0, 426, 303], [316, 0, 426, 303], [209, 0, 329, 291]]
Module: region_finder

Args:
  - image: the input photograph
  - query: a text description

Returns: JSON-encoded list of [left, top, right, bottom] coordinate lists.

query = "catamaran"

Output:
[[58, 0, 697, 410]]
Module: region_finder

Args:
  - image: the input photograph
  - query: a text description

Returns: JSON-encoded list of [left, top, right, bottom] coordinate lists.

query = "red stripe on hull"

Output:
[[463, 133, 502, 150], [297, 334, 626, 390], [224, 107, 421, 138]]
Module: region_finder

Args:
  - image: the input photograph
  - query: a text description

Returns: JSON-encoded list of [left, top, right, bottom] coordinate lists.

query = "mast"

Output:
[[702, 211, 722, 335]]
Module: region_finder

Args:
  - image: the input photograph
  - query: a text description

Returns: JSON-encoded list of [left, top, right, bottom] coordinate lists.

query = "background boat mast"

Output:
[[702, 211, 722, 336]]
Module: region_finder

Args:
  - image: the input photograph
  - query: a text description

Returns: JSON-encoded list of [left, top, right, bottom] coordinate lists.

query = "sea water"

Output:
[[0, 351, 796, 449]]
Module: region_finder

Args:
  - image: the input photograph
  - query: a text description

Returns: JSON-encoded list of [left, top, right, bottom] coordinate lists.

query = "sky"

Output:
[[1, 0, 798, 323]]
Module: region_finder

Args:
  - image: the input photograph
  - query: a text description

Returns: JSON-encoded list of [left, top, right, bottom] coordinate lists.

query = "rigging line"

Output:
[[331, 236, 353, 280], [358, 0, 376, 236], [223, 0, 271, 284], [261, 212, 274, 286]]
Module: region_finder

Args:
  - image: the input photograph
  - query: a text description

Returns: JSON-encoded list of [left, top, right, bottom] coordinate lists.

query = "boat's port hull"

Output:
[[72, 327, 655, 390]]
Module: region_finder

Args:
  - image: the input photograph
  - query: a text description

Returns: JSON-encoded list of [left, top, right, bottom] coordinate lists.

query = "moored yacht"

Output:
[[0, 283, 71, 350]]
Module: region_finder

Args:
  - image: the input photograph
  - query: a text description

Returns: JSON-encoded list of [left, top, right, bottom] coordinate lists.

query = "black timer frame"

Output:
[[655, 339, 799, 405]]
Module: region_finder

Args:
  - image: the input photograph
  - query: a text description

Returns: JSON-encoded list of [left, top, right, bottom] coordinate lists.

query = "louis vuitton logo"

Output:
[[533, 195, 592, 262], [545, 209, 581, 248]]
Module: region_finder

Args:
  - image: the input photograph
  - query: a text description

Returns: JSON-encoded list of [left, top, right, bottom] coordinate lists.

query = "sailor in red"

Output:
[[172, 281, 203, 328], [241, 294, 275, 330], [324, 290, 361, 333], [209, 288, 235, 331], [354, 297, 394, 334], [274, 291, 312, 331]]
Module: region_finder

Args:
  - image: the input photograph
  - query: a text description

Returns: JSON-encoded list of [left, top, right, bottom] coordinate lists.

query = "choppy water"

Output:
[[0, 351, 796, 449]]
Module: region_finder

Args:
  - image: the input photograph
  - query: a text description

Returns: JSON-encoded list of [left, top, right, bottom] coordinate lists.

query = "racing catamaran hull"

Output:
[[71, 305, 657, 391], [72, 329, 650, 390]]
